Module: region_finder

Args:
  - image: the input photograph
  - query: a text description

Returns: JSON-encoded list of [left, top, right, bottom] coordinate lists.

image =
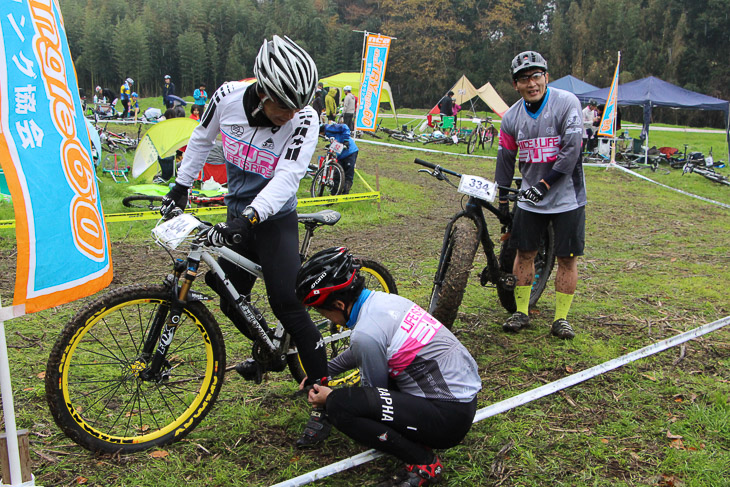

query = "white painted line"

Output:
[[272, 315, 730, 487]]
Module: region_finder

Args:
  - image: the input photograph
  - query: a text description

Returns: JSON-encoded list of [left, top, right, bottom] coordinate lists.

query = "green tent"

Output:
[[132, 118, 199, 181], [319, 72, 398, 124]]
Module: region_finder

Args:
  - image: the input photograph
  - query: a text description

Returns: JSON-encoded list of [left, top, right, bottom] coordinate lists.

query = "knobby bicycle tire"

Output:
[[286, 258, 398, 385], [466, 129, 479, 154], [429, 220, 479, 329], [310, 161, 345, 198], [496, 224, 555, 313], [123, 194, 164, 211], [45, 284, 226, 454]]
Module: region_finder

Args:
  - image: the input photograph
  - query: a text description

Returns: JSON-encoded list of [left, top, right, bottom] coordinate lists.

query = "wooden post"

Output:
[[0, 429, 31, 483], [375, 164, 381, 211]]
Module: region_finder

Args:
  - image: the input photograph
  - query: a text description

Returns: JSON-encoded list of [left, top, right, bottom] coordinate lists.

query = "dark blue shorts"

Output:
[[510, 206, 585, 257]]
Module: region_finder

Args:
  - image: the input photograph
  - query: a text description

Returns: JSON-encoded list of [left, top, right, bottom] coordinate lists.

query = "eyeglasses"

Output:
[[515, 71, 546, 83]]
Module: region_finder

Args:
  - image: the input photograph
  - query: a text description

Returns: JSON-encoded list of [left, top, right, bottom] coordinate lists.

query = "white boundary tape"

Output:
[[360, 143, 728, 209], [271, 315, 730, 487], [356, 138, 496, 160], [611, 163, 730, 209]]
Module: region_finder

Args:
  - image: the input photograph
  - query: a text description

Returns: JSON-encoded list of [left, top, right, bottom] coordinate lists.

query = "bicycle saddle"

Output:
[[297, 209, 341, 226]]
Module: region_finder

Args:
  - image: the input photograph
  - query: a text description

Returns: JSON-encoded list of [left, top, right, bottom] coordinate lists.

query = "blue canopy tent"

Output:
[[575, 76, 730, 159], [548, 75, 599, 95]]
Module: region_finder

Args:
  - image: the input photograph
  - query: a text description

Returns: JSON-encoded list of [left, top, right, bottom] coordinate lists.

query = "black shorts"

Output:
[[510, 206, 585, 257]]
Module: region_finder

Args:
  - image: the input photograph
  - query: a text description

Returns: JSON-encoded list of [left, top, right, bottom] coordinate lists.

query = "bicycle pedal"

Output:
[[498, 273, 517, 291]]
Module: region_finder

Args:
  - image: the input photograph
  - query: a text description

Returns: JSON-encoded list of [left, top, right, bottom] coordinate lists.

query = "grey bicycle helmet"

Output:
[[511, 51, 548, 78], [296, 247, 358, 307], [253, 35, 318, 110]]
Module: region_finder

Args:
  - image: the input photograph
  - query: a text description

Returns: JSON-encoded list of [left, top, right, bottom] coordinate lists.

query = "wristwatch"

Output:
[[242, 206, 259, 226]]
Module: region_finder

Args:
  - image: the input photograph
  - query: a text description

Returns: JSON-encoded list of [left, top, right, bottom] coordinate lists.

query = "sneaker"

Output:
[[296, 407, 332, 448], [502, 311, 529, 333], [551, 318, 576, 339], [397, 456, 443, 486]]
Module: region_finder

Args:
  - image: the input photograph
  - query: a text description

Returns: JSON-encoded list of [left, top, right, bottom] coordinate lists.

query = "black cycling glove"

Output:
[[207, 219, 250, 247], [206, 207, 259, 247], [522, 181, 549, 204], [160, 183, 189, 216]]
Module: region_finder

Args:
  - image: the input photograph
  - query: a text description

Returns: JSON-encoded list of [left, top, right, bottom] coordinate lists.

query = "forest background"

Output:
[[61, 0, 730, 128]]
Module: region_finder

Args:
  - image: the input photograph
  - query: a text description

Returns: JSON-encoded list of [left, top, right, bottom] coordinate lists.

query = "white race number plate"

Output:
[[458, 174, 497, 202], [330, 140, 344, 155], [152, 213, 199, 249]]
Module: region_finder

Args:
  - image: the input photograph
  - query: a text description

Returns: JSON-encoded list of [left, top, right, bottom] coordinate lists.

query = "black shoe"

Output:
[[551, 318, 576, 339], [502, 311, 529, 333], [235, 359, 264, 384], [296, 407, 332, 448]]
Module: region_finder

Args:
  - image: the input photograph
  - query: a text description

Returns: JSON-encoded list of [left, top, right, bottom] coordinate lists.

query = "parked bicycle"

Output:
[[45, 208, 398, 454], [310, 137, 345, 197], [97, 122, 141, 153], [682, 149, 730, 186], [415, 158, 555, 328], [466, 117, 498, 154]]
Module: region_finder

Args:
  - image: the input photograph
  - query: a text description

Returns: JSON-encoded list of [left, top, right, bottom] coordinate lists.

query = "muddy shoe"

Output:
[[296, 407, 332, 449], [551, 318, 575, 339], [502, 311, 529, 333], [397, 455, 444, 486]]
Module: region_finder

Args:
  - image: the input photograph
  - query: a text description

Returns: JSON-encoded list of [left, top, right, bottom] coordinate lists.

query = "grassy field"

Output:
[[0, 103, 728, 486]]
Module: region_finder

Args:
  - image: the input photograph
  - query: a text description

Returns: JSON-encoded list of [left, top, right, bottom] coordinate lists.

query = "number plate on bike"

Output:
[[152, 213, 199, 249], [458, 174, 497, 202], [330, 141, 344, 154]]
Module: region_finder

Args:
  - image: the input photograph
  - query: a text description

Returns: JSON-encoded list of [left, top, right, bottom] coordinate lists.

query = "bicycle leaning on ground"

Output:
[[415, 158, 555, 328], [310, 136, 346, 197], [45, 208, 398, 454]]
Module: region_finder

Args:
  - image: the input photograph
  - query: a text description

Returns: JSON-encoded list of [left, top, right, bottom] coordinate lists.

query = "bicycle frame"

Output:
[[141, 211, 351, 381]]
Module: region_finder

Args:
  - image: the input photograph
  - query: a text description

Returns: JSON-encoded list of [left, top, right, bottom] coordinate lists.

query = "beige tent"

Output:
[[430, 75, 510, 119], [477, 82, 509, 117]]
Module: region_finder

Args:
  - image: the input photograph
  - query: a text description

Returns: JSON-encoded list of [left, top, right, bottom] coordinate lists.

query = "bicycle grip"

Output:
[[414, 158, 437, 169]]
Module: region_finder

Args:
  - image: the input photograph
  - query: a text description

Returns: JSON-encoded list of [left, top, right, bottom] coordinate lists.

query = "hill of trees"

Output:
[[61, 0, 730, 127]]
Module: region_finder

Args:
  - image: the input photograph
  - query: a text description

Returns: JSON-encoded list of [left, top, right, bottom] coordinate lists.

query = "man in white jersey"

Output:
[[160, 35, 331, 447], [296, 247, 481, 486], [495, 51, 587, 339]]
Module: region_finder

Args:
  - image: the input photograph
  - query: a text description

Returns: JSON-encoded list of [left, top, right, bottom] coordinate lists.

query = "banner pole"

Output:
[[0, 300, 23, 486]]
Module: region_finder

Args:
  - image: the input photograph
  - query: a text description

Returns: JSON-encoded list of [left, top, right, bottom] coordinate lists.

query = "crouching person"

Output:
[[295, 247, 482, 486]]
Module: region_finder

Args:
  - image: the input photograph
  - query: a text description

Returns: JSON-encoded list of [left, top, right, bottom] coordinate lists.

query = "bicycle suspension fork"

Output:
[[140, 257, 200, 381]]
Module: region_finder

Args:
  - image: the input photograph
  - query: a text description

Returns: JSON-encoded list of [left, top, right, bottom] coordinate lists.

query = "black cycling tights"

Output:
[[219, 210, 328, 382], [327, 387, 477, 465]]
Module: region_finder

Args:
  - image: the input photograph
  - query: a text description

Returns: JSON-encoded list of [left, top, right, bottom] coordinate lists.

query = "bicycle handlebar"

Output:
[[414, 158, 518, 195]]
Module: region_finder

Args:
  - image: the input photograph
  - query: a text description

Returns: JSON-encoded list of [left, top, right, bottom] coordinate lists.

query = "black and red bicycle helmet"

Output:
[[296, 247, 358, 307]]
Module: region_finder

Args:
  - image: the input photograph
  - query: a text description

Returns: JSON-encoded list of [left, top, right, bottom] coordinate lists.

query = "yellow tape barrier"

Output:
[[0, 191, 380, 229]]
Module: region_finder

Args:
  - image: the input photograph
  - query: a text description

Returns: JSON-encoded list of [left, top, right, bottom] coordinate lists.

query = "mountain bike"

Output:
[[415, 158, 555, 328], [310, 137, 345, 197], [45, 209, 398, 454], [466, 117, 497, 154], [122, 191, 226, 210]]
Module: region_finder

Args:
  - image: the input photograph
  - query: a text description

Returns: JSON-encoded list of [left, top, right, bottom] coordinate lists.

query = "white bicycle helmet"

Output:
[[253, 35, 318, 110], [126, 77, 134, 85], [511, 51, 547, 78]]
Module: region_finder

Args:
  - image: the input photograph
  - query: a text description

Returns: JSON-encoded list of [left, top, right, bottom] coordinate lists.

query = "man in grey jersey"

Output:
[[495, 51, 587, 339], [296, 247, 481, 486]]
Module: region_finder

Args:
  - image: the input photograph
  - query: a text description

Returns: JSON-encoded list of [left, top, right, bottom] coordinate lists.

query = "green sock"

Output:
[[514, 285, 531, 315], [554, 292, 575, 321]]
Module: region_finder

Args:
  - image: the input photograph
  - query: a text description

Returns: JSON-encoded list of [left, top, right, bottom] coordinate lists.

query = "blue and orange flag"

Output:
[[0, 0, 112, 314], [355, 34, 392, 132], [597, 52, 621, 138]]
